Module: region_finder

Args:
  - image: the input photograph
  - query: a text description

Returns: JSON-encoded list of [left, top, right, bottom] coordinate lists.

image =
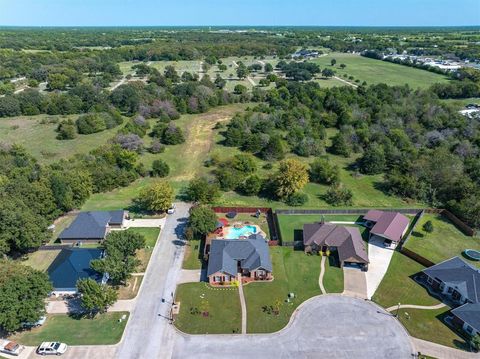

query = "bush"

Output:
[[286, 192, 308, 206], [76, 113, 107, 134], [310, 157, 339, 185], [56, 119, 77, 140], [149, 140, 165, 154], [113, 133, 144, 152], [240, 175, 263, 196], [323, 183, 353, 206], [151, 159, 170, 177], [162, 123, 185, 145], [186, 177, 220, 203]]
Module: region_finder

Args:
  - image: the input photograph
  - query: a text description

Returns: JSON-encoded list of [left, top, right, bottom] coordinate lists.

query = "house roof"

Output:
[[363, 210, 384, 222], [423, 256, 480, 303], [207, 234, 272, 277], [303, 223, 369, 264], [47, 248, 104, 290], [452, 303, 480, 331], [368, 211, 410, 242], [58, 210, 125, 240]]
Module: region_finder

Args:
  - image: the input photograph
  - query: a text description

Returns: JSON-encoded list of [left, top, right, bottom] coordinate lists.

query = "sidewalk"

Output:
[[413, 337, 479, 359]]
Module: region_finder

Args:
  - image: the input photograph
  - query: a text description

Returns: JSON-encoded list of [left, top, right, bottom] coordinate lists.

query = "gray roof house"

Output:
[[303, 223, 369, 267], [207, 234, 272, 284], [364, 210, 410, 243], [58, 210, 126, 243], [47, 248, 106, 293], [423, 256, 480, 335]]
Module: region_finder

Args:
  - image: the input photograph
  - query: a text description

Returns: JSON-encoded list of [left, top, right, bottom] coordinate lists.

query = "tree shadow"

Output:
[[328, 252, 341, 268], [411, 231, 424, 238]]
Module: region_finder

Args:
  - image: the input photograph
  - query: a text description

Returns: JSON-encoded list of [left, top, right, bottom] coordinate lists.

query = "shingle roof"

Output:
[[369, 211, 410, 242], [363, 210, 384, 222], [58, 210, 125, 240], [452, 303, 480, 331], [207, 235, 272, 277], [303, 223, 369, 264], [424, 256, 480, 303], [47, 248, 104, 290]]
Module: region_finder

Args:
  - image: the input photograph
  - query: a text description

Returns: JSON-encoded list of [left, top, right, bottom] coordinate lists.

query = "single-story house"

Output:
[[207, 234, 272, 285], [58, 210, 127, 244], [423, 256, 480, 336], [303, 223, 369, 269], [47, 248, 107, 295], [363, 210, 410, 244]]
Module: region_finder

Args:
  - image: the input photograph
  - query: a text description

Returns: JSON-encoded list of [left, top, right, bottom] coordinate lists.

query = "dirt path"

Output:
[[386, 302, 447, 312], [334, 75, 358, 88], [319, 256, 326, 294]]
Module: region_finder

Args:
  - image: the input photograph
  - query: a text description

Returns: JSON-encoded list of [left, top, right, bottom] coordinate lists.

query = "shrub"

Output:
[[310, 157, 339, 185], [76, 113, 107, 134], [56, 119, 77, 140], [323, 183, 353, 206], [151, 159, 170, 177], [186, 177, 220, 203], [286, 192, 308, 206], [149, 140, 165, 154], [162, 123, 185, 145], [113, 133, 144, 152], [240, 175, 263, 196]]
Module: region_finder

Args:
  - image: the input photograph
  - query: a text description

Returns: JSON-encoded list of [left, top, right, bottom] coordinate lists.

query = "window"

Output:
[[466, 325, 473, 334], [426, 277, 433, 284], [214, 276, 221, 282]]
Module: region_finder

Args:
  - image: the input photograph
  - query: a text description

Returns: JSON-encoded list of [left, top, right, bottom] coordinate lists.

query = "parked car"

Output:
[[22, 316, 46, 328], [0, 339, 24, 356], [167, 204, 176, 214], [36, 342, 68, 356]]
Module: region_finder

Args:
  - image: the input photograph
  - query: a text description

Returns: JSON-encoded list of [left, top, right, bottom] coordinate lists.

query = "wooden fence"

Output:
[[275, 208, 423, 215], [400, 247, 435, 267]]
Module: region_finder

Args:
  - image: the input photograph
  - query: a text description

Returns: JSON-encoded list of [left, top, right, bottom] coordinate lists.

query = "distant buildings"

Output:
[[292, 49, 320, 59]]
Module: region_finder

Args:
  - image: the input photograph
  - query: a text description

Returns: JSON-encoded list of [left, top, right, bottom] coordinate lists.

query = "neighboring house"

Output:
[[207, 234, 272, 285], [47, 248, 107, 294], [363, 210, 410, 245], [58, 210, 127, 244], [303, 222, 369, 269], [423, 256, 480, 336]]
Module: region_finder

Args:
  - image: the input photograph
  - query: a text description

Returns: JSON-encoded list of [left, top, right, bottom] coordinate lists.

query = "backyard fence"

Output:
[[397, 210, 425, 250], [400, 247, 435, 267], [427, 209, 477, 237], [275, 208, 423, 215]]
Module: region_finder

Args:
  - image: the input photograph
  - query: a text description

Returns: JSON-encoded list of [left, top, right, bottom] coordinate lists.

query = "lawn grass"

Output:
[[394, 307, 469, 350], [404, 213, 480, 267], [311, 52, 450, 88], [174, 283, 242, 334], [127, 227, 160, 272], [116, 275, 143, 300], [0, 114, 119, 163], [243, 246, 320, 333], [10, 312, 129, 346], [49, 215, 76, 244], [323, 254, 344, 293], [21, 250, 61, 272], [182, 239, 204, 270], [372, 252, 440, 309]]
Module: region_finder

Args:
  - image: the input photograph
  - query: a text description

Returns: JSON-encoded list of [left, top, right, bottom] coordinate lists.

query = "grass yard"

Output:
[[311, 52, 450, 88], [323, 254, 344, 293], [116, 275, 143, 300], [373, 252, 440, 309], [49, 215, 76, 243], [404, 214, 480, 267], [127, 227, 160, 272], [182, 239, 204, 270], [174, 283, 242, 334], [0, 114, 119, 163], [394, 308, 469, 350], [10, 312, 129, 346], [243, 246, 320, 333], [21, 250, 61, 272]]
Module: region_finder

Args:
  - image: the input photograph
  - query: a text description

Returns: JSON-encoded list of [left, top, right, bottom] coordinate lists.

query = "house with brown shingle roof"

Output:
[[303, 223, 369, 269], [364, 210, 410, 245]]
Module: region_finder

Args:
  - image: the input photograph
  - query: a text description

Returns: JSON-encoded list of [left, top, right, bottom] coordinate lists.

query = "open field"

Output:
[[174, 283, 242, 334], [394, 308, 468, 350], [10, 312, 129, 346], [311, 52, 451, 88], [0, 114, 119, 163], [243, 246, 320, 333], [373, 252, 440, 308], [404, 214, 480, 267], [21, 250, 61, 272]]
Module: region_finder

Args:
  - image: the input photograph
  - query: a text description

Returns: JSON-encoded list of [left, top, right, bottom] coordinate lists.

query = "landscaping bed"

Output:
[[243, 247, 320, 333], [174, 283, 241, 334], [10, 312, 129, 346]]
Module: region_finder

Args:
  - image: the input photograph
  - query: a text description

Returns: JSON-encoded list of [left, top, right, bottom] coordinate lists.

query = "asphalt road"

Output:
[[115, 202, 190, 359]]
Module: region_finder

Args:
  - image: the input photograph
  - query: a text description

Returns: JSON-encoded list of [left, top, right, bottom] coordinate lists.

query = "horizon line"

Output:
[[0, 24, 479, 28]]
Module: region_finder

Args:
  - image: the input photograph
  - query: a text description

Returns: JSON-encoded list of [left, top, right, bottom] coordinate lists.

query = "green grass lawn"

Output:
[[182, 239, 204, 270], [126, 227, 160, 272], [174, 283, 242, 334], [243, 247, 320, 333], [10, 312, 129, 345], [373, 252, 440, 309], [323, 254, 344, 293], [21, 250, 61, 272], [0, 114, 120, 163], [394, 308, 469, 350], [404, 214, 480, 267], [311, 52, 450, 88]]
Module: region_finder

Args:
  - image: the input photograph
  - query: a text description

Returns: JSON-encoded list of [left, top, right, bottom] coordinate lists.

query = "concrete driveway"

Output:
[[172, 295, 414, 359], [124, 217, 166, 228], [343, 267, 368, 298], [365, 237, 395, 299]]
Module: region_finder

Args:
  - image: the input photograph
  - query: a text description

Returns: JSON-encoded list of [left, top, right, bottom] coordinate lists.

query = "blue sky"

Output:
[[0, 0, 478, 27]]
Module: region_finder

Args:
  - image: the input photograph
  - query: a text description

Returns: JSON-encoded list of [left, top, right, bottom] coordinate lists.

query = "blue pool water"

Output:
[[225, 225, 257, 239]]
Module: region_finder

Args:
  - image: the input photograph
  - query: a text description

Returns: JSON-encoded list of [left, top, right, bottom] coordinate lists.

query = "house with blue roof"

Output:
[[206, 234, 272, 285], [47, 248, 107, 294], [58, 210, 127, 244]]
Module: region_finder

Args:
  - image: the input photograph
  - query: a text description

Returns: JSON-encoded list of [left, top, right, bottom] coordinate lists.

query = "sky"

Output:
[[0, 0, 479, 27]]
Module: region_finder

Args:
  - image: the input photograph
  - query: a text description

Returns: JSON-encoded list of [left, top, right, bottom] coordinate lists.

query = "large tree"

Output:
[[77, 278, 117, 316], [136, 181, 174, 212], [0, 261, 52, 332], [188, 206, 218, 238], [272, 159, 309, 200], [186, 177, 220, 203]]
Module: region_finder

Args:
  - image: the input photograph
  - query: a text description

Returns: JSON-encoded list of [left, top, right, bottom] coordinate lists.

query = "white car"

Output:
[[167, 204, 176, 214], [37, 342, 68, 356], [0, 339, 24, 356]]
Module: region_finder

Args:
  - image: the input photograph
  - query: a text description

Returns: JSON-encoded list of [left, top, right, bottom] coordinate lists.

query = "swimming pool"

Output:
[[225, 225, 257, 239]]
